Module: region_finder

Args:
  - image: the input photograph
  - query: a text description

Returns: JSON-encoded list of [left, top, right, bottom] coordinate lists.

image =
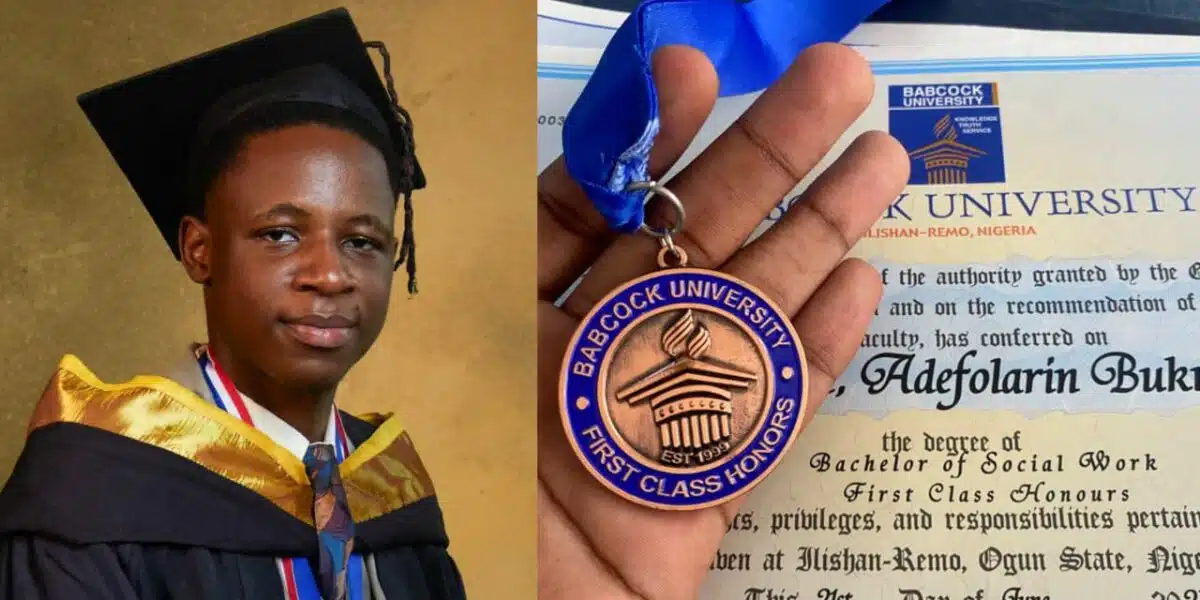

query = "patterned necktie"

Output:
[[303, 442, 355, 600]]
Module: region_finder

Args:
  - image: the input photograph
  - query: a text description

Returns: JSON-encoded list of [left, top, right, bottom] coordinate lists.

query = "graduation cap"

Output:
[[77, 7, 426, 289]]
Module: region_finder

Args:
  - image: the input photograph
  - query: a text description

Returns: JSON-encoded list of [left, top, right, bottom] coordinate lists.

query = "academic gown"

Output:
[[0, 352, 468, 599]]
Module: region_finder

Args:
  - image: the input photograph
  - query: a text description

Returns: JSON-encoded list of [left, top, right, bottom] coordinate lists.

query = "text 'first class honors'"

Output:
[[888, 83, 1006, 186]]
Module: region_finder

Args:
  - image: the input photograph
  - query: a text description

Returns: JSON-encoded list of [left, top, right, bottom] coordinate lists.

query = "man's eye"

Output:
[[345, 236, 383, 251], [261, 229, 298, 243]]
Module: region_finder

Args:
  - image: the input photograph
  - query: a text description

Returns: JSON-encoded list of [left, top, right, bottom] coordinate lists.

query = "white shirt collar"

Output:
[[193, 345, 350, 461], [239, 394, 342, 461]]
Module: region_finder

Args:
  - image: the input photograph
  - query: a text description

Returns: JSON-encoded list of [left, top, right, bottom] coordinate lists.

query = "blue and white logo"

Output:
[[888, 82, 1007, 186]]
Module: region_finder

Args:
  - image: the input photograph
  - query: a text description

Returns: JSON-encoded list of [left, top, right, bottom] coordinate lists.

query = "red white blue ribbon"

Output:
[[197, 346, 363, 600]]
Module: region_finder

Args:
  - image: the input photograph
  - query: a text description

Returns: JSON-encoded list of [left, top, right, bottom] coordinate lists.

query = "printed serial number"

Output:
[[539, 114, 566, 126], [1152, 592, 1200, 600]]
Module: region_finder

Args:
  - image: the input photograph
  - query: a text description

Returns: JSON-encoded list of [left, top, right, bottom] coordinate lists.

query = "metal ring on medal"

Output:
[[560, 268, 809, 511]]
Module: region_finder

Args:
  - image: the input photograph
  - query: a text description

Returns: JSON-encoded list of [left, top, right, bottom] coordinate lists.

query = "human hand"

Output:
[[537, 43, 909, 600]]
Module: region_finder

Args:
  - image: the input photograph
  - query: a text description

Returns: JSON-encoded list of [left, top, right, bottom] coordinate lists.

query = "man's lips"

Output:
[[282, 314, 358, 349]]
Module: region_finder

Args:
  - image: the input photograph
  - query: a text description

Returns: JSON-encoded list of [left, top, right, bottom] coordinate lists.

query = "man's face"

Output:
[[181, 123, 398, 390]]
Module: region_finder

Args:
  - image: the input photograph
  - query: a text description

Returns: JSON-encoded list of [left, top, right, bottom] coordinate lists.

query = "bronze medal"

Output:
[[560, 182, 811, 510]]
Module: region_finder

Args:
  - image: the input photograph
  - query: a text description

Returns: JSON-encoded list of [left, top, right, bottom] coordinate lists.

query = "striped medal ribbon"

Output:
[[196, 346, 365, 600]]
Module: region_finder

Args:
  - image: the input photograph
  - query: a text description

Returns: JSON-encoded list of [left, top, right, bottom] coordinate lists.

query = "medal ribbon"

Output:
[[196, 348, 363, 600], [561, 0, 891, 231]]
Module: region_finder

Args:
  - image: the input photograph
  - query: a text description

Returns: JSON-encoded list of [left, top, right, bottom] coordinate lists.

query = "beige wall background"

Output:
[[0, 0, 535, 596]]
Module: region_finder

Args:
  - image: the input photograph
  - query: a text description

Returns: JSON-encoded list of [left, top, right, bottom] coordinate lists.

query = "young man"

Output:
[[0, 9, 466, 600]]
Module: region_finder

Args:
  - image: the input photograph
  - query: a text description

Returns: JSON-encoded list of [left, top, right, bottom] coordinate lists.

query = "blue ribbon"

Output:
[[561, 0, 891, 232]]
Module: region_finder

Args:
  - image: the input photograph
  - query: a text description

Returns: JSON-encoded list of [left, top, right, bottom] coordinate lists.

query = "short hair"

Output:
[[184, 42, 420, 294]]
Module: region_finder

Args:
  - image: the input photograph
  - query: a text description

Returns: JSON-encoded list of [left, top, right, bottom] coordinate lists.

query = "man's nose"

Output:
[[293, 237, 355, 295]]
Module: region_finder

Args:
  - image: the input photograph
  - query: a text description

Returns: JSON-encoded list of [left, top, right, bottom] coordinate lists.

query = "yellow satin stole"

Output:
[[26, 354, 436, 526]]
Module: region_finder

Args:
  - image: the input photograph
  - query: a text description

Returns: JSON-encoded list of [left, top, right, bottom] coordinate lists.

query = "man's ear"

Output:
[[179, 215, 212, 284]]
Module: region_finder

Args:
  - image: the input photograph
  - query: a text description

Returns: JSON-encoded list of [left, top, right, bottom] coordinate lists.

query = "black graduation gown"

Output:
[[0, 354, 468, 599]]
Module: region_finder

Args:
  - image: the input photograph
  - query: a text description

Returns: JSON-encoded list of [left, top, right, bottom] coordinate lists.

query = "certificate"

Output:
[[540, 43, 1200, 599]]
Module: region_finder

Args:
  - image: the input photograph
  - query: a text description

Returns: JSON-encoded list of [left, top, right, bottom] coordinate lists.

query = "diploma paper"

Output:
[[540, 44, 1200, 599]]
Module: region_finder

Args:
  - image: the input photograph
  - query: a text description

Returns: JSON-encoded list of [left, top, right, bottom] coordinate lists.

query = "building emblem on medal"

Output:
[[561, 269, 808, 511], [613, 308, 758, 469]]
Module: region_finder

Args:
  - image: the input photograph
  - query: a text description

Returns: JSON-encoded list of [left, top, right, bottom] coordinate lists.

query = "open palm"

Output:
[[537, 44, 909, 600]]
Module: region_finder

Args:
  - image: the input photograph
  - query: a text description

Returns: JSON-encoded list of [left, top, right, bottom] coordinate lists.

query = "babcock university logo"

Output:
[[888, 82, 1006, 186]]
